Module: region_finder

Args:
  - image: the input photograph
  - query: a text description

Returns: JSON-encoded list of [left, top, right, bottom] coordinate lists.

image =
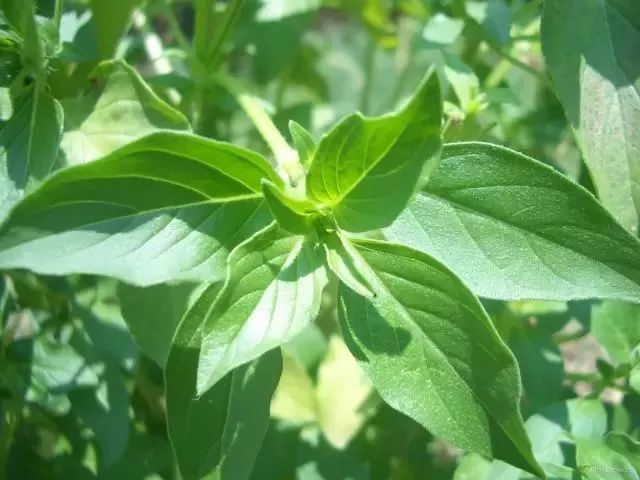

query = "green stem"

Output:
[[53, 0, 64, 35], [217, 74, 301, 182], [194, 0, 216, 62]]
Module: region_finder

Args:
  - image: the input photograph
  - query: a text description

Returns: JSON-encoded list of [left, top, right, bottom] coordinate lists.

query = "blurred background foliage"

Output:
[[0, 0, 638, 479]]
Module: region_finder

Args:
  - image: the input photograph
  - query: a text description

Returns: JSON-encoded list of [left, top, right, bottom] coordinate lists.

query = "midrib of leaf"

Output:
[[420, 189, 640, 282], [314, 110, 413, 207], [353, 242, 530, 461], [102, 138, 273, 194], [22, 84, 41, 186]]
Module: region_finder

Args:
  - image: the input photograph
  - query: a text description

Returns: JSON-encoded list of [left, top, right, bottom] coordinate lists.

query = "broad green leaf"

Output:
[[385, 142, 640, 302], [306, 69, 441, 232], [0, 132, 278, 285], [577, 439, 639, 480], [606, 433, 640, 472], [197, 224, 327, 394], [165, 282, 282, 480], [316, 335, 373, 449], [0, 88, 63, 221], [510, 327, 564, 411], [60, 60, 190, 166], [591, 301, 640, 364], [541, 0, 640, 233], [261, 179, 318, 235], [338, 239, 542, 476], [90, 0, 141, 59], [118, 282, 194, 367], [289, 120, 316, 169]]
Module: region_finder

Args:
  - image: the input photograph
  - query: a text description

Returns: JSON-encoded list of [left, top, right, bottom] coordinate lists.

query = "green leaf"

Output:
[[591, 301, 640, 364], [322, 231, 374, 298], [118, 282, 194, 367], [90, 0, 142, 59], [166, 282, 282, 480], [577, 439, 639, 480], [60, 60, 190, 166], [0, 132, 279, 285], [197, 223, 327, 394], [338, 239, 542, 476], [69, 365, 130, 465], [305, 69, 441, 232], [1, 0, 44, 73], [289, 120, 316, 169], [422, 13, 465, 46], [261, 179, 318, 235], [0, 88, 63, 221], [385, 142, 640, 302], [606, 433, 640, 472], [541, 0, 640, 233], [466, 0, 512, 45]]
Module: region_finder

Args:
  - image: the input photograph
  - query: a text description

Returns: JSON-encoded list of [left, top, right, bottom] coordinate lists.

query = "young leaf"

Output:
[[197, 223, 327, 395], [261, 179, 318, 235], [60, 60, 190, 166], [0, 132, 278, 285], [166, 283, 282, 480], [305, 69, 441, 232], [322, 231, 374, 298], [289, 120, 316, 169], [0, 88, 63, 221], [542, 0, 640, 233], [338, 239, 543, 477], [385, 142, 640, 302]]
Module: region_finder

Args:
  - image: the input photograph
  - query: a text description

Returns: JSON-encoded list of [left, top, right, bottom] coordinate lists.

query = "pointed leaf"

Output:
[[542, 0, 640, 232], [385, 142, 640, 302], [338, 239, 542, 476], [60, 60, 190, 166], [0, 132, 278, 285], [0, 88, 63, 221], [197, 224, 327, 394], [166, 283, 282, 480], [306, 70, 441, 232], [322, 231, 374, 298], [289, 120, 316, 169]]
